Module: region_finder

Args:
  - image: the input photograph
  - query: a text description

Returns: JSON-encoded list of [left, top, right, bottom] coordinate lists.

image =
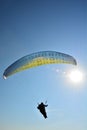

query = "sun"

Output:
[[67, 69, 84, 84]]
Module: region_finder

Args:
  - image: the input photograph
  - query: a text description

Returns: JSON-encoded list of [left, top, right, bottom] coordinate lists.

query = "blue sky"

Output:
[[0, 0, 87, 130]]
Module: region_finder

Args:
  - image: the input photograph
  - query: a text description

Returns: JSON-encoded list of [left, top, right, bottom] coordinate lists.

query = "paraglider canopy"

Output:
[[3, 51, 77, 79]]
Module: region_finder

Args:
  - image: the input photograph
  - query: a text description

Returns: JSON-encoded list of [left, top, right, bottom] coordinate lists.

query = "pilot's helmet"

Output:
[[41, 102, 43, 105]]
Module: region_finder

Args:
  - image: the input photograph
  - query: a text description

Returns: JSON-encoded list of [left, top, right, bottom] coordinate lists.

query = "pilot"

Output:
[[37, 102, 48, 118]]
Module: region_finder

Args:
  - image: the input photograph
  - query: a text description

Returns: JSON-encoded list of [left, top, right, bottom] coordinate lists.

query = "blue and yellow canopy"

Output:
[[3, 51, 77, 79]]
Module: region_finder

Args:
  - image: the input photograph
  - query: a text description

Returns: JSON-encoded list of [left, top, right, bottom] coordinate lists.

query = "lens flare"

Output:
[[68, 69, 84, 84]]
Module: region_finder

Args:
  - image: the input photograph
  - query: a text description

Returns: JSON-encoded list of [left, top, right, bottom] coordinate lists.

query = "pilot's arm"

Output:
[[44, 104, 48, 107]]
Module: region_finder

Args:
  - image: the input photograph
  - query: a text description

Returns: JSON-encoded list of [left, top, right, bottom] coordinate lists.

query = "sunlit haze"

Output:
[[67, 69, 84, 84]]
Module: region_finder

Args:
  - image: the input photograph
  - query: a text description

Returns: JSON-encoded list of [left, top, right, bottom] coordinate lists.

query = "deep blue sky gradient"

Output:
[[0, 0, 87, 130]]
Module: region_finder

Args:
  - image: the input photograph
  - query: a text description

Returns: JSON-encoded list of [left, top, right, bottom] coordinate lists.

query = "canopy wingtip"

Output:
[[3, 75, 7, 79]]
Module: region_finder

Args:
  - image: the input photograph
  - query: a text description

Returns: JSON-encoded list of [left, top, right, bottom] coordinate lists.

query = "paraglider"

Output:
[[3, 51, 77, 79], [37, 102, 48, 119], [3, 51, 77, 119]]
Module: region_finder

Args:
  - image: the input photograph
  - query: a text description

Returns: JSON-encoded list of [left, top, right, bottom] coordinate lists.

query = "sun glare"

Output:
[[67, 69, 84, 84]]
